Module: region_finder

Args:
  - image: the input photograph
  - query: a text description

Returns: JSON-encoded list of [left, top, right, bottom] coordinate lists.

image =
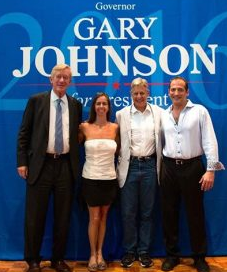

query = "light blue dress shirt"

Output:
[[161, 99, 224, 171]]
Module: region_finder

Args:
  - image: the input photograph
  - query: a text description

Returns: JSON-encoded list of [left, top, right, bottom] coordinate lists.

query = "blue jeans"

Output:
[[121, 157, 157, 255]]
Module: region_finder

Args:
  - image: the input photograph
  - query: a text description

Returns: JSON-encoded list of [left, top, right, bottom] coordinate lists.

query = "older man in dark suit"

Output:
[[17, 64, 82, 272]]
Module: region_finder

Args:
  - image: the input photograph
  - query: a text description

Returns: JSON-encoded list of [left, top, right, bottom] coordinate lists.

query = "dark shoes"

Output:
[[161, 257, 180, 271], [139, 253, 153, 268], [51, 260, 71, 272], [121, 252, 153, 268], [194, 257, 210, 272], [27, 261, 41, 272], [121, 253, 136, 268], [161, 256, 209, 272]]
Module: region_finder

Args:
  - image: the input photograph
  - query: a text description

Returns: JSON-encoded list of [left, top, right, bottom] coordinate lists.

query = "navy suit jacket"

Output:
[[17, 91, 82, 184]]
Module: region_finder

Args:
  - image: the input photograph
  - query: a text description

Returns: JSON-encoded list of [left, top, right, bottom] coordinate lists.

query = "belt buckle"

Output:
[[176, 159, 183, 165], [53, 153, 60, 159], [137, 156, 144, 161]]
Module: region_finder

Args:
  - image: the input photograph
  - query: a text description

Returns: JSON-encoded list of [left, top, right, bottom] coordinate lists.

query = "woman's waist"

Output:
[[82, 165, 116, 179]]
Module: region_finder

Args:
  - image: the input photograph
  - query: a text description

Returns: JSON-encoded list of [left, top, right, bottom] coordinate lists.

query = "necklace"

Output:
[[94, 121, 108, 129]]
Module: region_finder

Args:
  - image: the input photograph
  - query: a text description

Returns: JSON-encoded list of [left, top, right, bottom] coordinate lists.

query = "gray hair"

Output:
[[131, 77, 148, 91]]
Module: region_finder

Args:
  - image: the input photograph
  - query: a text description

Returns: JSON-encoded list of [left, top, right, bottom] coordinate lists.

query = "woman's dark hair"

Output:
[[169, 76, 188, 90], [88, 92, 111, 123]]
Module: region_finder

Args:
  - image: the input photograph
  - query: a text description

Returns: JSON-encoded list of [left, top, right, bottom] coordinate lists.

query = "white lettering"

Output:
[[190, 44, 217, 74], [133, 45, 156, 76], [159, 45, 189, 75], [13, 47, 33, 77], [118, 18, 138, 40], [135, 17, 157, 39], [72, 93, 92, 106], [35, 46, 65, 76], [73, 94, 168, 108], [149, 94, 168, 107], [14, 44, 217, 78], [96, 18, 117, 39], [68, 46, 98, 76], [74, 18, 95, 40], [103, 46, 130, 76], [74, 17, 157, 40], [95, 2, 136, 11]]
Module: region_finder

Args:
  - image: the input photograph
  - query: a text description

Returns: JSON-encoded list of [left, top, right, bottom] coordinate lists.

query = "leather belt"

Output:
[[46, 153, 69, 159], [163, 155, 201, 165], [130, 153, 156, 162]]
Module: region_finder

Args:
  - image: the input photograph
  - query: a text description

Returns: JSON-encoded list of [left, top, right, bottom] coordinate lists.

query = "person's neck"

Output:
[[134, 104, 147, 113], [94, 117, 108, 128], [172, 101, 187, 111], [53, 89, 65, 99]]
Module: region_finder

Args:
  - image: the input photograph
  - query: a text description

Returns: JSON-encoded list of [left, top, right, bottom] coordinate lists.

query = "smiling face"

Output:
[[131, 85, 149, 112], [95, 95, 109, 117], [168, 78, 189, 108], [50, 67, 71, 98]]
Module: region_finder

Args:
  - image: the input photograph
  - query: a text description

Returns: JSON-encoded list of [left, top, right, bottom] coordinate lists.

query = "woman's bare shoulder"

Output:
[[80, 121, 90, 129], [109, 122, 119, 129]]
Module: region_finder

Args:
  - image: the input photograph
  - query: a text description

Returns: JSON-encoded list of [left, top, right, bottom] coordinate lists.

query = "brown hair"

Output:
[[169, 76, 188, 90], [88, 92, 111, 123]]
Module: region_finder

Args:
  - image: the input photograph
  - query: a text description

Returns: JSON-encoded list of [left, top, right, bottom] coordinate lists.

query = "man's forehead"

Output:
[[132, 85, 148, 92], [55, 69, 69, 74], [170, 79, 186, 88]]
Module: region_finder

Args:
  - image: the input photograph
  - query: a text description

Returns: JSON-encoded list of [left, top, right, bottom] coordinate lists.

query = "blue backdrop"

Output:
[[0, 0, 227, 260]]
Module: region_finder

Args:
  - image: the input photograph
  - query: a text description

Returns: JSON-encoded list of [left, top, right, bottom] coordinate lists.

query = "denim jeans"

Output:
[[121, 157, 157, 255]]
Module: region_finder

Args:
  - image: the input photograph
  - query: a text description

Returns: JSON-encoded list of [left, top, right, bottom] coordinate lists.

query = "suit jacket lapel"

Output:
[[43, 92, 51, 133], [151, 105, 160, 138], [123, 106, 131, 141], [67, 95, 74, 137]]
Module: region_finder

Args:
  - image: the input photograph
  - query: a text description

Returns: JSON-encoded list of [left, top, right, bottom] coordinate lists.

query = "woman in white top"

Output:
[[79, 92, 119, 271]]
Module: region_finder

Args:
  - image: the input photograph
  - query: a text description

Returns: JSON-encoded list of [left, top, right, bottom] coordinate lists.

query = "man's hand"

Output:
[[199, 171, 215, 191], [17, 166, 28, 179]]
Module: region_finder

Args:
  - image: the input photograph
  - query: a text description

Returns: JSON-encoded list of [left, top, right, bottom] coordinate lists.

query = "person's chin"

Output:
[[57, 88, 66, 94], [136, 102, 145, 107]]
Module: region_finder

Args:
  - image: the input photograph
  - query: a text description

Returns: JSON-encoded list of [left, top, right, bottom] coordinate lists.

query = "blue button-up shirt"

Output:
[[161, 99, 224, 171]]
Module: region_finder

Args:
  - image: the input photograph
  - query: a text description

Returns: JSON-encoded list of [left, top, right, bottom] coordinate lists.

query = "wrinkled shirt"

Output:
[[161, 100, 224, 171], [130, 104, 156, 157]]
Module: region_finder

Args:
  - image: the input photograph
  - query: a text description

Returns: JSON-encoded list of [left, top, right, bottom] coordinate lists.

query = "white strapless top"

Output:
[[82, 139, 117, 180]]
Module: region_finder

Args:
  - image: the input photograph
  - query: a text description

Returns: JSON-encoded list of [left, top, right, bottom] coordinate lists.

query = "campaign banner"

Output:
[[0, 0, 226, 260]]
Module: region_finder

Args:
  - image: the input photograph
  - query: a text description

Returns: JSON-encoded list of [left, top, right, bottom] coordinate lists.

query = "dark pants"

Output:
[[160, 157, 207, 257], [24, 155, 74, 262]]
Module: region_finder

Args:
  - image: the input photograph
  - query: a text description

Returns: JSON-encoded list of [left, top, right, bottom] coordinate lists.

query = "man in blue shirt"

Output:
[[160, 76, 224, 272]]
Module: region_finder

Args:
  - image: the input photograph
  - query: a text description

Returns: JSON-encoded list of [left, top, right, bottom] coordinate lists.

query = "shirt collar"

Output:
[[131, 103, 151, 114], [51, 89, 67, 104], [168, 99, 194, 113]]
